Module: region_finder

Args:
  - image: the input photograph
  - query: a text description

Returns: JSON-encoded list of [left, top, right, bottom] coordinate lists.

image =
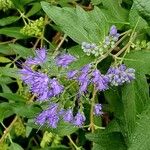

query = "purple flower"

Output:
[[20, 66, 64, 101], [73, 112, 85, 127], [94, 104, 103, 116], [55, 54, 76, 67], [31, 72, 50, 100], [63, 109, 73, 123], [67, 70, 78, 79], [92, 69, 109, 91], [25, 48, 47, 65], [35, 103, 60, 128], [47, 115, 59, 128], [109, 25, 117, 36], [50, 78, 64, 96], [107, 64, 135, 86], [35, 110, 48, 125]]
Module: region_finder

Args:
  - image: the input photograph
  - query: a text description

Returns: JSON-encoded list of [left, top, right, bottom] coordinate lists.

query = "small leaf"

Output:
[[0, 16, 20, 26], [0, 93, 26, 102], [0, 27, 29, 39], [26, 2, 41, 17], [0, 102, 14, 122], [0, 56, 11, 63], [0, 44, 15, 55], [9, 44, 34, 58], [9, 142, 24, 150], [0, 67, 19, 78]]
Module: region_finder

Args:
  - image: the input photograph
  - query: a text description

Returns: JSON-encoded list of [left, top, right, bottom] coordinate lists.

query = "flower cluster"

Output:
[[81, 42, 101, 56], [81, 25, 120, 57], [55, 54, 76, 68], [20, 17, 44, 37], [20, 47, 135, 129], [107, 64, 135, 86], [20, 48, 64, 101], [104, 25, 120, 48], [25, 48, 47, 65], [67, 64, 110, 94], [67, 64, 135, 94], [0, 0, 13, 11], [94, 104, 103, 116], [35, 104, 86, 128]]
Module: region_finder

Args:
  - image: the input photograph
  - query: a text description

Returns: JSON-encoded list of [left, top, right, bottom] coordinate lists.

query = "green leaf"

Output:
[[11, 0, 24, 11], [100, 0, 128, 25], [26, 2, 41, 17], [129, 4, 149, 31], [104, 83, 136, 144], [0, 93, 26, 102], [0, 27, 28, 39], [124, 50, 150, 74], [0, 56, 11, 63], [0, 44, 15, 55], [0, 67, 19, 78], [86, 131, 127, 150], [0, 16, 20, 26], [128, 105, 150, 150], [0, 76, 14, 84], [41, 2, 109, 44], [9, 44, 34, 58], [0, 102, 14, 122], [12, 103, 41, 118], [91, 0, 102, 5], [134, 0, 150, 25], [9, 142, 24, 150]]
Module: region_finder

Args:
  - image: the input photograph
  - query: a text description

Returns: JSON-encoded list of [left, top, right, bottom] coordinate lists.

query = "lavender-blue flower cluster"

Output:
[[20, 48, 65, 101], [35, 104, 86, 128], [67, 64, 135, 94], [107, 64, 135, 86]]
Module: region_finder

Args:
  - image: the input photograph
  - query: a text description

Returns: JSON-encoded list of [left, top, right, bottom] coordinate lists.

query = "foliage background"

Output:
[[0, 0, 150, 149]]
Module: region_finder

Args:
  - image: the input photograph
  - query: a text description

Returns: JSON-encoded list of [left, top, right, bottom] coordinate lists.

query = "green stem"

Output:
[[0, 116, 18, 144], [89, 87, 97, 133], [67, 135, 81, 150]]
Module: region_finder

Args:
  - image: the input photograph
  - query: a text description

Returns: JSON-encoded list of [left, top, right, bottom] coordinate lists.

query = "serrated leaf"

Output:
[[41, 2, 109, 44], [0, 16, 20, 26], [128, 105, 150, 150], [129, 4, 149, 31], [134, 0, 150, 25], [124, 50, 150, 74], [104, 83, 136, 144], [0, 27, 28, 39], [100, 0, 128, 25], [86, 131, 127, 150], [9, 44, 34, 58]]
